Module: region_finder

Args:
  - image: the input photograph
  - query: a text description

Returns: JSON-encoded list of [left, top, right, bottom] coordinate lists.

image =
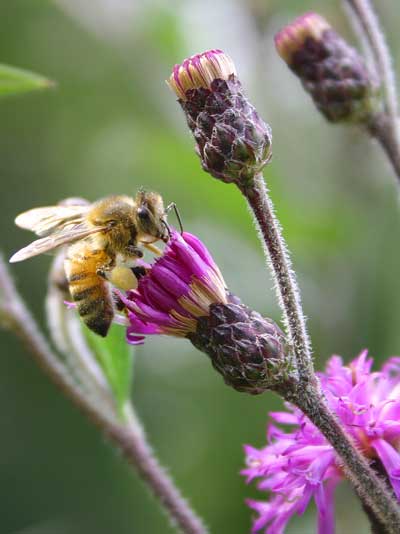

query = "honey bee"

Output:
[[10, 191, 178, 337]]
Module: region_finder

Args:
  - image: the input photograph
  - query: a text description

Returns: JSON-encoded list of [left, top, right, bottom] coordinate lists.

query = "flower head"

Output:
[[123, 230, 228, 344], [275, 12, 331, 64], [167, 50, 272, 187], [275, 12, 378, 123], [168, 49, 237, 101], [243, 352, 400, 533], [122, 231, 290, 394]]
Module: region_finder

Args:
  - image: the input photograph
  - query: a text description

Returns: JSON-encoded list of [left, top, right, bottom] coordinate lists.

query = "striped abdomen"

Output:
[[65, 244, 114, 336]]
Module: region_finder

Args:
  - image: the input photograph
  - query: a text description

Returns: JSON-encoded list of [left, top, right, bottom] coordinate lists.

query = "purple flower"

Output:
[[122, 230, 228, 345], [121, 230, 289, 394], [274, 12, 376, 123], [168, 49, 237, 101], [167, 49, 272, 186], [243, 352, 400, 534]]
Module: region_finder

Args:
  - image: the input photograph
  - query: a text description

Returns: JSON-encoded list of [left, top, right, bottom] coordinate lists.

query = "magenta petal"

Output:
[[126, 335, 145, 345], [127, 313, 161, 334], [126, 327, 146, 345], [133, 299, 175, 327], [173, 236, 210, 279], [294, 484, 313, 515], [372, 439, 400, 499], [182, 232, 218, 270], [247, 500, 272, 532], [150, 263, 190, 298], [382, 421, 400, 441], [269, 411, 299, 425], [140, 277, 181, 313], [315, 480, 336, 534], [155, 256, 192, 284], [351, 349, 373, 380]]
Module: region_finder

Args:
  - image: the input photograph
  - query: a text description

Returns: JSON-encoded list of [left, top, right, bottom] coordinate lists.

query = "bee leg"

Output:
[[96, 268, 108, 279], [95, 257, 116, 280], [132, 266, 147, 279], [125, 245, 144, 258]]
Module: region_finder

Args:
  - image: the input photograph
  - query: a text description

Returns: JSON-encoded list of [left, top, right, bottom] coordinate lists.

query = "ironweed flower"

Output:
[[243, 351, 400, 533], [121, 231, 291, 394], [167, 50, 272, 187], [275, 12, 378, 123]]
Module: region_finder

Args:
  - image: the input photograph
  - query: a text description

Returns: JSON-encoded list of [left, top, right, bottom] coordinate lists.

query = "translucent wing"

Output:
[[15, 203, 91, 237], [10, 222, 107, 263]]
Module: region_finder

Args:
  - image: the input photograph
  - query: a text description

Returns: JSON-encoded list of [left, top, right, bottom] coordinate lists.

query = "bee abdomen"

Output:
[[66, 256, 114, 337]]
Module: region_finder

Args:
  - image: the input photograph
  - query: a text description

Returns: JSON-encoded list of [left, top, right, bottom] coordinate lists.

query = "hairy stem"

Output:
[[368, 114, 400, 181], [362, 458, 394, 534], [106, 405, 208, 534], [345, 0, 398, 120], [280, 382, 400, 534], [241, 175, 400, 529], [0, 257, 207, 534], [344, 0, 400, 181], [240, 174, 313, 383]]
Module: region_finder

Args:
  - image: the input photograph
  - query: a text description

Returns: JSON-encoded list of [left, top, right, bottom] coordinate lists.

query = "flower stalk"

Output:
[[0, 256, 208, 534], [239, 174, 314, 385], [344, 0, 400, 182], [168, 48, 400, 532]]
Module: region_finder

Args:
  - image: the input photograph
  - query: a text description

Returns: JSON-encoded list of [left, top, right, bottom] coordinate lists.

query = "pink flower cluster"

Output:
[[243, 352, 400, 534]]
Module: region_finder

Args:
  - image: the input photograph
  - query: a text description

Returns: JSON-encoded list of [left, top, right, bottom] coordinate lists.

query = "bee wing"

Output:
[[10, 222, 107, 263], [15, 204, 91, 237]]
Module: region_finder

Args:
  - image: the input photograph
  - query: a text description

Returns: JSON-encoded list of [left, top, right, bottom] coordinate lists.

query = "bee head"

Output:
[[135, 190, 170, 243]]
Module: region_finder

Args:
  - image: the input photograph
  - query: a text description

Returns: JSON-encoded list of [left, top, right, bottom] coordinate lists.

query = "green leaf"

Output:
[[0, 63, 55, 97], [85, 324, 134, 419]]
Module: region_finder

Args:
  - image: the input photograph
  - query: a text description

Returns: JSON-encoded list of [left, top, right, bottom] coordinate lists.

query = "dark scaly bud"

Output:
[[121, 230, 292, 394], [167, 50, 272, 187], [189, 295, 290, 395], [275, 12, 379, 123]]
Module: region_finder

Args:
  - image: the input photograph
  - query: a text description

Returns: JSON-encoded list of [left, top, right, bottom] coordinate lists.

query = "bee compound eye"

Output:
[[138, 208, 151, 221]]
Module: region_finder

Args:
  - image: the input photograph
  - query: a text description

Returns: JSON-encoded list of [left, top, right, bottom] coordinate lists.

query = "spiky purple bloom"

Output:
[[122, 231, 290, 394], [167, 50, 272, 186], [243, 352, 400, 534]]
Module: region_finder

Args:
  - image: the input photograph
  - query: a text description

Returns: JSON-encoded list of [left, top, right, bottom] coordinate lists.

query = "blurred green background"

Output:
[[1, 1, 400, 533]]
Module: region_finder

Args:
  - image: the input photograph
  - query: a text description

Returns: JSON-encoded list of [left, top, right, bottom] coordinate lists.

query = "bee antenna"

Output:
[[165, 202, 183, 234], [161, 219, 172, 239]]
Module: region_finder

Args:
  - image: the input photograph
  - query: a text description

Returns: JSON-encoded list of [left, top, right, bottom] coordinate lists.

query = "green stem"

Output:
[[344, 0, 400, 183], [240, 174, 314, 384], [0, 257, 208, 534]]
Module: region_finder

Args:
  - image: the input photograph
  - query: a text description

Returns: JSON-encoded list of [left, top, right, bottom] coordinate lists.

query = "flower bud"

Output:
[[188, 295, 290, 395], [275, 12, 378, 123], [167, 50, 272, 186], [121, 231, 291, 395]]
